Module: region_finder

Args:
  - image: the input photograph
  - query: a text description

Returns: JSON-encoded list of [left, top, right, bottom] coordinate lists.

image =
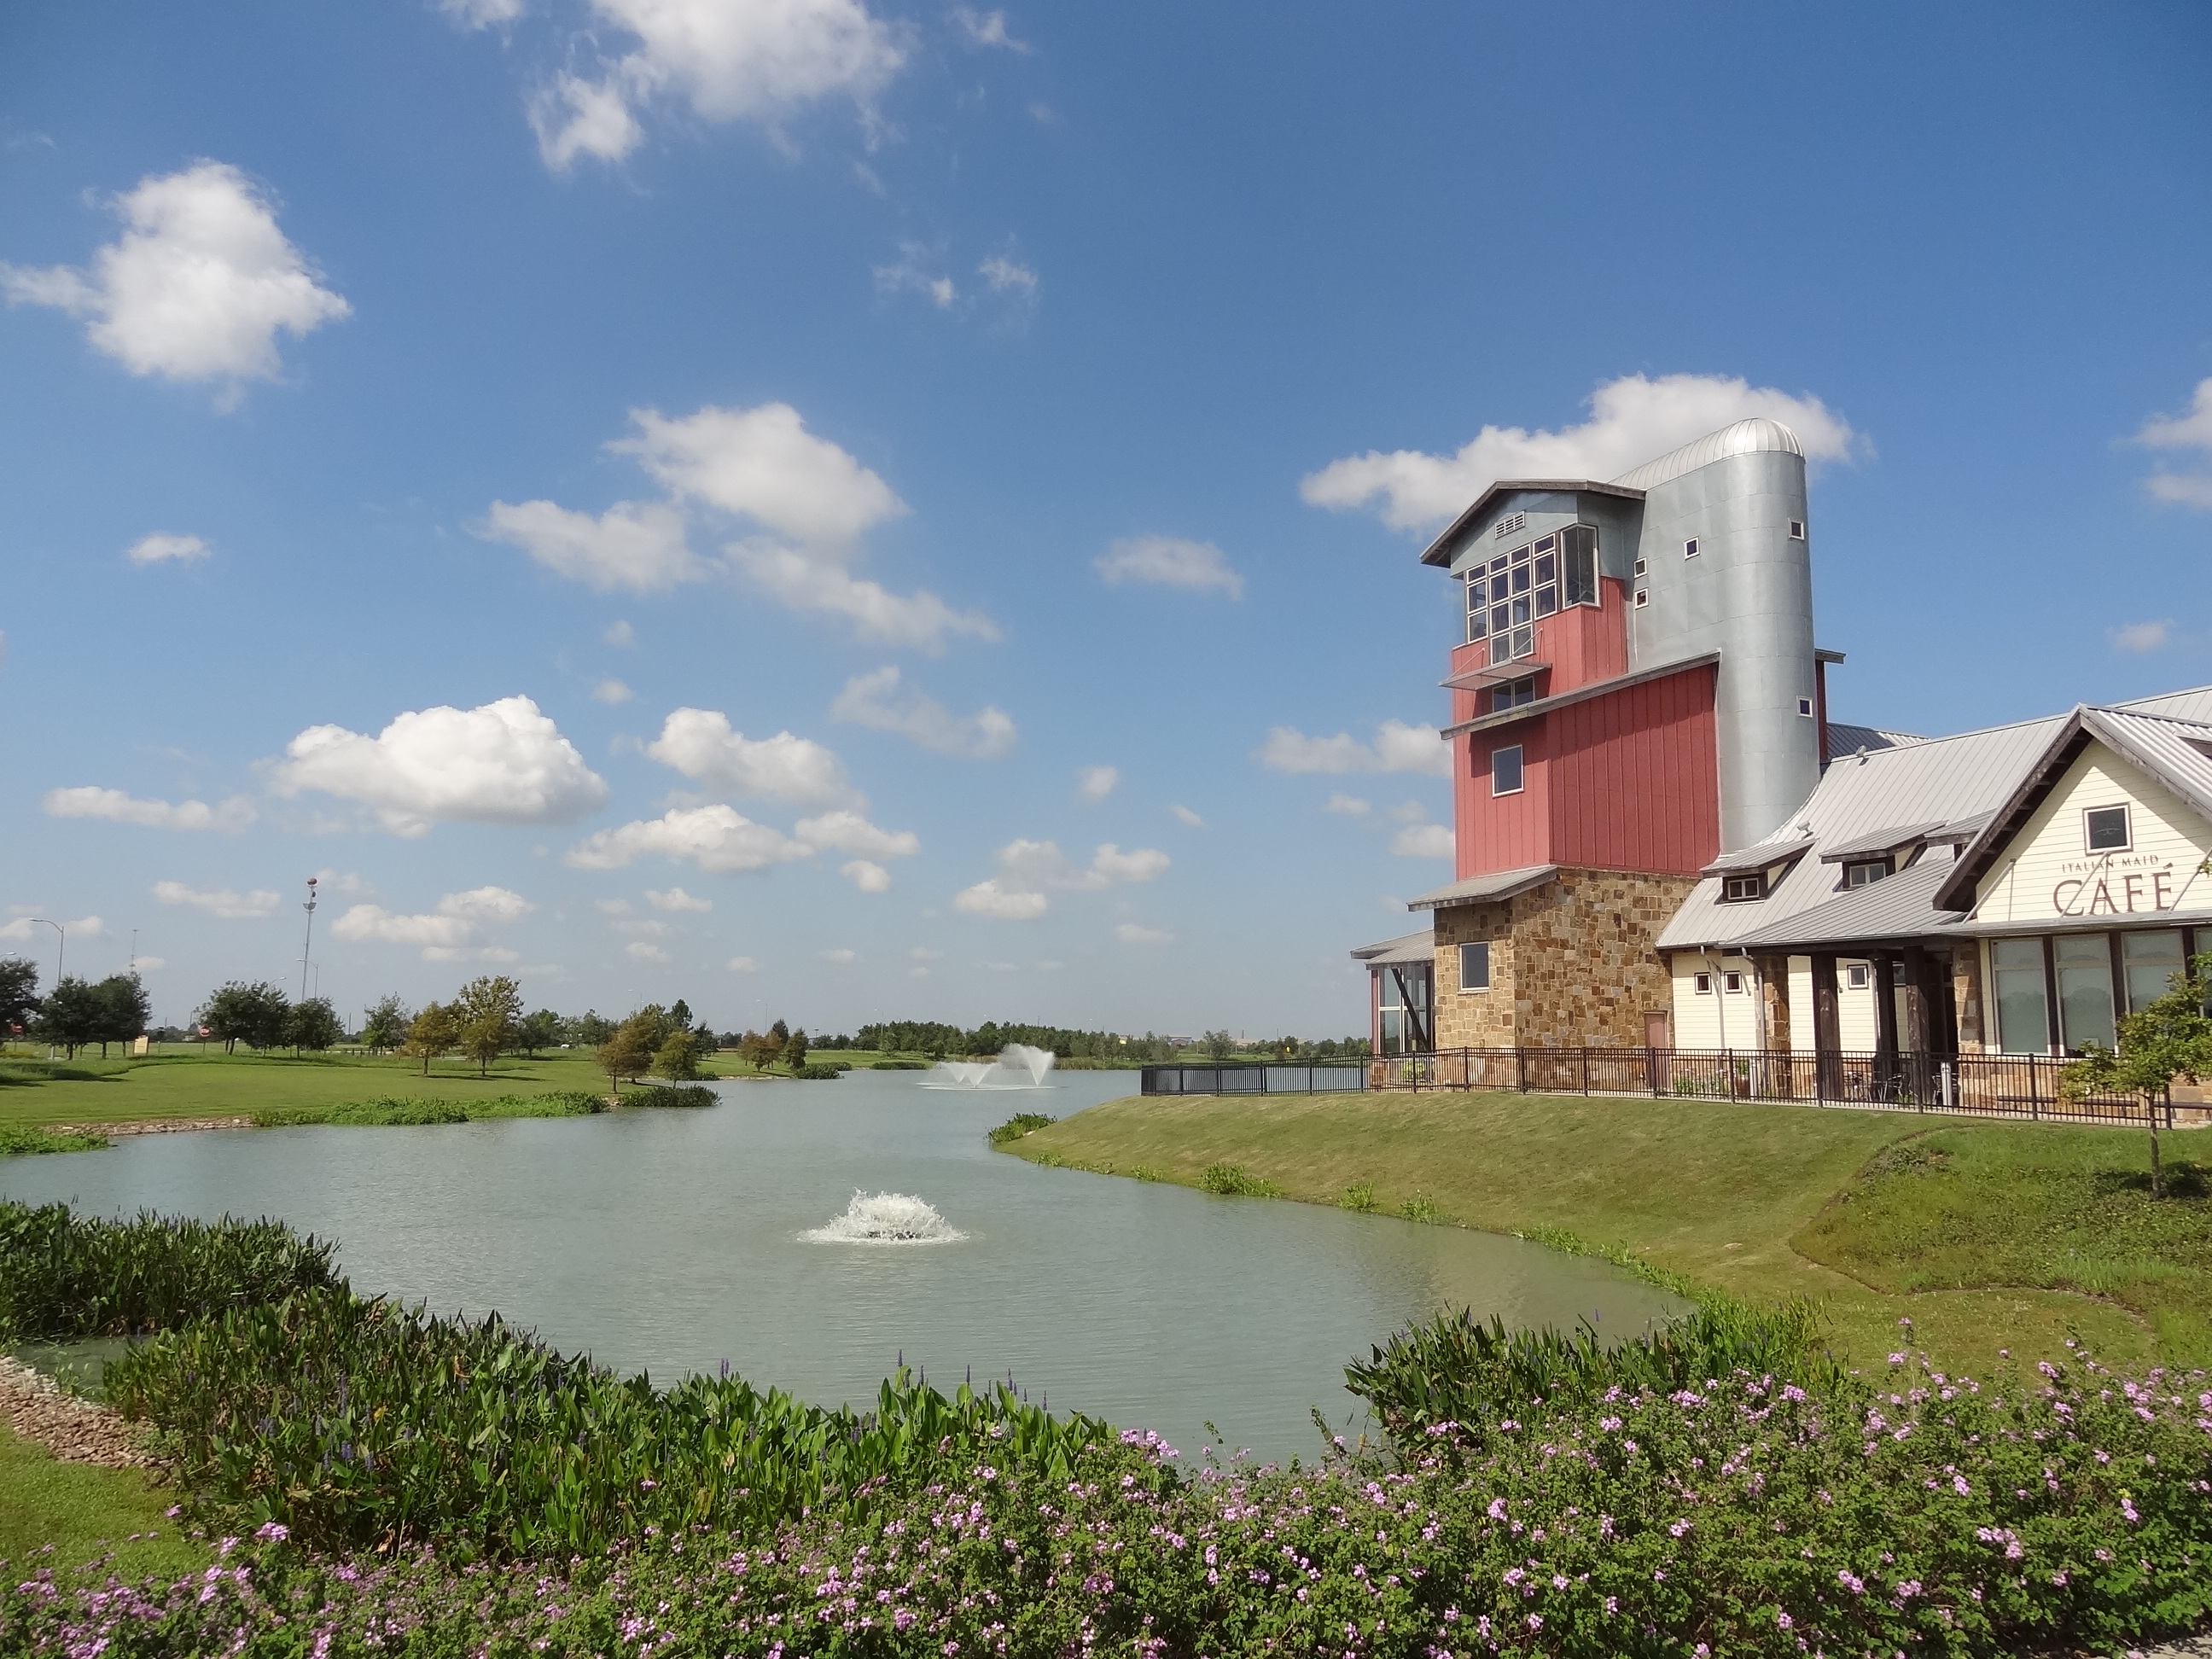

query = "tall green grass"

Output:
[[987, 1110, 1056, 1144], [0, 1125, 108, 1156], [251, 1091, 605, 1127], [107, 1288, 1119, 1557], [0, 1202, 342, 1342]]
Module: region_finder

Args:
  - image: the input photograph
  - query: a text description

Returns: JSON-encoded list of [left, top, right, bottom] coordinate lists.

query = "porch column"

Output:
[[1871, 955, 1901, 1097], [1811, 953, 1842, 1100]]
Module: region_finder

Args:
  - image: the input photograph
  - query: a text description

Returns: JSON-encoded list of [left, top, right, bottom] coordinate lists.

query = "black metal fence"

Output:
[[1138, 1046, 2175, 1127]]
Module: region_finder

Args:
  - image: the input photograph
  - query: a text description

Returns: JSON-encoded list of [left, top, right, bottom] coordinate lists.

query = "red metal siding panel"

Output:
[[1456, 717, 1551, 878], [1545, 665, 1720, 875]]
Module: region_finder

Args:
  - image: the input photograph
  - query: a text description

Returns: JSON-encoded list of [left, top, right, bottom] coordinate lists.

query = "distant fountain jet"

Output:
[[919, 1043, 1057, 1091]]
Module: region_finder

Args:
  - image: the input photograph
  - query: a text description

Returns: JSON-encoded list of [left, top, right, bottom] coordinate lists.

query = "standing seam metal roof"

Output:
[[1608, 418, 1805, 492]]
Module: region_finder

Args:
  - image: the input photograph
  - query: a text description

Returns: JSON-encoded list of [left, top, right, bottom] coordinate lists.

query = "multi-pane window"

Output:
[[1465, 525, 1599, 662], [1488, 676, 1537, 713], [1720, 872, 1766, 902], [1843, 860, 1889, 888], [1376, 964, 1432, 1055]]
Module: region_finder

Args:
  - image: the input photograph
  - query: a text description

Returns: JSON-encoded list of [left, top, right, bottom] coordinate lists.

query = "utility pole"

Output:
[[299, 876, 319, 1002]]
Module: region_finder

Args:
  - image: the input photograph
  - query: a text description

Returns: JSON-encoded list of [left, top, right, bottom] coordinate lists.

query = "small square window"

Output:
[[1459, 941, 1491, 991], [1846, 963, 1871, 989], [1633, 558, 1646, 576], [2085, 805, 2131, 853], [1633, 590, 1650, 608], [1789, 520, 1806, 539], [1797, 697, 1814, 717], [1491, 745, 1524, 796], [1683, 537, 1700, 558], [1692, 972, 1713, 994], [1723, 971, 1743, 993], [1533, 534, 1556, 555]]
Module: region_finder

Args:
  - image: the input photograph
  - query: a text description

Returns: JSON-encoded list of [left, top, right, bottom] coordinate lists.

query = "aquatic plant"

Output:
[[625, 1084, 719, 1108], [986, 1110, 1056, 1144], [1400, 1193, 1443, 1224], [1339, 1179, 1379, 1211], [250, 1091, 604, 1127], [0, 1202, 341, 1342], [0, 1125, 108, 1157], [1198, 1161, 1280, 1196]]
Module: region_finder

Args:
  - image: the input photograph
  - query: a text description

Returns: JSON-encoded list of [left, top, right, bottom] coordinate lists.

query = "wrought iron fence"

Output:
[[1138, 1047, 2169, 1126]]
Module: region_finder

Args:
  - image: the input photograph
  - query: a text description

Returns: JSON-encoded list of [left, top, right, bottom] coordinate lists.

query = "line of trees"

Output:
[[840, 1020, 1370, 1062], [0, 958, 152, 1059]]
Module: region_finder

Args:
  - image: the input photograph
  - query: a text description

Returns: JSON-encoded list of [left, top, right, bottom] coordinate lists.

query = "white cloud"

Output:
[[727, 954, 759, 971], [626, 940, 669, 962], [1301, 372, 1860, 533], [611, 916, 669, 938], [1092, 843, 1169, 883], [44, 787, 254, 834], [528, 0, 906, 172], [439, 0, 527, 26], [331, 886, 532, 955], [312, 870, 372, 897], [1094, 535, 1243, 598], [952, 7, 1028, 50], [794, 809, 920, 859], [0, 912, 102, 944], [126, 533, 209, 566], [1115, 922, 1173, 945], [616, 402, 905, 544], [841, 859, 892, 892], [274, 696, 608, 835], [131, 955, 166, 972], [1324, 792, 1371, 817], [567, 804, 811, 873], [424, 945, 521, 963], [2139, 379, 2212, 509], [1390, 824, 1454, 859], [1169, 803, 1205, 828], [819, 946, 857, 963], [479, 498, 700, 592], [592, 678, 634, 704], [333, 905, 473, 948], [977, 254, 1037, 295], [2111, 620, 2174, 653], [731, 543, 997, 651], [1389, 800, 1429, 824], [2, 161, 349, 393], [831, 666, 1016, 758], [954, 879, 1049, 921], [597, 898, 632, 916], [645, 885, 712, 912], [439, 885, 534, 923], [604, 620, 636, 646], [1077, 764, 1118, 801], [909, 946, 944, 961], [647, 707, 855, 806], [1257, 719, 1451, 778], [876, 245, 958, 309], [154, 880, 278, 919]]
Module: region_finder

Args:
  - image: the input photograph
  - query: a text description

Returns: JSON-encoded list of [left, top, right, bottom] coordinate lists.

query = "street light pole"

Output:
[[299, 877, 319, 1002]]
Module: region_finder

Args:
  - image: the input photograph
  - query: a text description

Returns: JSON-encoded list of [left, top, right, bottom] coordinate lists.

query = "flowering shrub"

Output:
[[12, 1346, 2209, 1656]]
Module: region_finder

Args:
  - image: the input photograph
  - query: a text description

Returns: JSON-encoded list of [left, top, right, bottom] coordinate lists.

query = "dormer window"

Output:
[[1720, 872, 1767, 902], [1843, 859, 1889, 888]]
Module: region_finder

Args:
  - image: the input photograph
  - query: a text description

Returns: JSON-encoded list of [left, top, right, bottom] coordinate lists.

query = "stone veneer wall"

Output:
[[1950, 942, 1987, 1055], [1429, 866, 1699, 1050]]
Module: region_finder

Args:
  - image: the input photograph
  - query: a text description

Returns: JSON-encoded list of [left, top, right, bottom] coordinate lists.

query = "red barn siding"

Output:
[[1456, 718, 1551, 878], [1539, 583, 1630, 694]]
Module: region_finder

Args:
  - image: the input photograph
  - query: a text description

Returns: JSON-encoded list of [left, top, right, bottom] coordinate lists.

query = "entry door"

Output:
[[1644, 1010, 1671, 1048]]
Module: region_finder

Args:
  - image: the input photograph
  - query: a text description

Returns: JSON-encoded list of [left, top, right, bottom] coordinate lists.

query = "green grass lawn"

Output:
[[1012, 1091, 2212, 1375], [0, 1422, 208, 1581]]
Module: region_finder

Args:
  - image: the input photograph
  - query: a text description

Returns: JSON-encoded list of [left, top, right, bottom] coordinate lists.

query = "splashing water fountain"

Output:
[[802, 1190, 965, 1245], [919, 1042, 1057, 1091]]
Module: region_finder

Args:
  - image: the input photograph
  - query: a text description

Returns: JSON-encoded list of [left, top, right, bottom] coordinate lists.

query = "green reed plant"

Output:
[[1339, 1180, 1378, 1212], [625, 1084, 719, 1108], [1197, 1162, 1279, 1196], [987, 1111, 1056, 1144], [250, 1091, 604, 1128], [0, 1202, 341, 1343], [0, 1125, 108, 1156]]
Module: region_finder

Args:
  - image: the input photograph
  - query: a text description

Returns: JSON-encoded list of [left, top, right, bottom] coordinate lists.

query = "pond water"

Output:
[[1, 1069, 1687, 1460]]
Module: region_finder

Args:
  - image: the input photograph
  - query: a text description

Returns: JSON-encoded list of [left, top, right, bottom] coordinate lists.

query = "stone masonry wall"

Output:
[[1429, 866, 1697, 1050]]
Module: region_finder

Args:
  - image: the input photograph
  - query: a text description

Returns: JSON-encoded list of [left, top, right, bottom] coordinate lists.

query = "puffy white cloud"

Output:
[[794, 810, 919, 859], [1169, 803, 1205, 828], [610, 917, 668, 938], [1257, 719, 1450, 778], [529, 0, 906, 172], [841, 859, 892, 893], [0, 913, 102, 941], [1324, 792, 1371, 817], [830, 666, 1016, 758], [1390, 824, 1454, 859], [274, 696, 608, 836], [952, 8, 1027, 50], [332, 886, 532, 955], [2111, 620, 2174, 653], [1115, 923, 1173, 945], [439, 885, 534, 923], [126, 533, 208, 566], [876, 245, 958, 309], [597, 897, 633, 916], [977, 254, 1038, 295], [616, 402, 905, 545], [44, 788, 254, 833], [439, 0, 527, 26], [731, 543, 997, 651], [1094, 535, 1243, 598], [1077, 765, 1118, 801], [727, 954, 760, 971], [626, 940, 669, 962], [131, 955, 166, 972], [424, 944, 521, 963], [479, 498, 701, 592], [1092, 843, 1169, 883], [333, 905, 473, 948], [954, 879, 1048, 921], [604, 620, 636, 646], [819, 946, 857, 963], [592, 678, 634, 704], [1301, 373, 1860, 533], [2, 162, 349, 392], [646, 707, 855, 805], [153, 880, 277, 919], [644, 886, 712, 912], [567, 804, 811, 873], [313, 868, 372, 896], [2139, 379, 2212, 509]]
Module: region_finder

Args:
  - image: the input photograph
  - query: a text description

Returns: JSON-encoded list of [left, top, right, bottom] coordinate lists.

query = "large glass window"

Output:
[[1991, 937, 2049, 1054], [1562, 524, 1598, 607], [2054, 933, 2116, 1051], [1491, 745, 1524, 795], [2122, 929, 2186, 1011], [1377, 965, 1432, 1055], [1465, 527, 1599, 657]]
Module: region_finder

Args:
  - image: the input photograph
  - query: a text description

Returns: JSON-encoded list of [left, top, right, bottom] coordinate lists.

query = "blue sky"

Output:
[[3, 1, 2209, 1037]]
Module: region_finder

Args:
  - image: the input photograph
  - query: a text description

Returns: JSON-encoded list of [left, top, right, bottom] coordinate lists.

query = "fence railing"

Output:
[[1138, 1047, 2173, 1127]]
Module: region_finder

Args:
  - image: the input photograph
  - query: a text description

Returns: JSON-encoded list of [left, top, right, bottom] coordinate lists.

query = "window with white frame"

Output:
[[1788, 520, 1806, 539], [1843, 859, 1889, 888], [1491, 745, 1524, 796], [2084, 805, 2131, 853], [1692, 971, 1713, 994], [1723, 970, 1743, 993], [1845, 963, 1871, 988], [1684, 537, 1700, 558], [1488, 675, 1537, 712], [1464, 526, 1598, 661], [1459, 941, 1491, 992], [1720, 872, 1766, 902]]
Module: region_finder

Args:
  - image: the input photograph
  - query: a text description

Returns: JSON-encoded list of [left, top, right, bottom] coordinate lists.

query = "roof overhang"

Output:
[[1349, 928, 1434, 964], [1442, 652, 1720, 739], [1818, 822, 1947, 864], [1441, 659, 1551, 691], [1417, 480, 1646, 568], [1406, 864, 1558, 912], [1701, 836, 1815, 877]]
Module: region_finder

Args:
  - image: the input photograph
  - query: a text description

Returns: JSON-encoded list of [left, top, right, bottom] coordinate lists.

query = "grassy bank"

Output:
[[0, 1423, 207, 1581], [1010, 1090, 2212, 1373]]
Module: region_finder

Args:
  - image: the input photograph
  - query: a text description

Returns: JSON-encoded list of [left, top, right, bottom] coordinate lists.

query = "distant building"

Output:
[[1353, 417, 2212, 1066]]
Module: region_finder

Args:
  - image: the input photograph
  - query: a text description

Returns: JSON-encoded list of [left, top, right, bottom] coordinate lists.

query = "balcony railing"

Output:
[[1138, 1047, 2170, 1127]]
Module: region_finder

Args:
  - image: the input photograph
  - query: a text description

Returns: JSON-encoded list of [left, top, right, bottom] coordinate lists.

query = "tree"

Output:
[[669, 998, 693, 1032], [652, 1030, 702, 1081], [770, 1016, 790, 1050], [518, 1009, 562, 1057], [598, 1016, 654, 1097], [90, 974, 150, 1057], [200, 981, 291, 1053], [1203, 1029, 1235, 1061], [405, 1003, 459, 1075], [449, 975, 523, 1075], [287, 997, 343, 1054], [0, 957, 39, 1038], [740, 1028, 783, 1071], [571, 1010, 615, 1048], [34, 977, 102, 1058], [2064, 948, 2212, 1198], [359, 995, 410, 1054], [783, 1027, 809, 1070]]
